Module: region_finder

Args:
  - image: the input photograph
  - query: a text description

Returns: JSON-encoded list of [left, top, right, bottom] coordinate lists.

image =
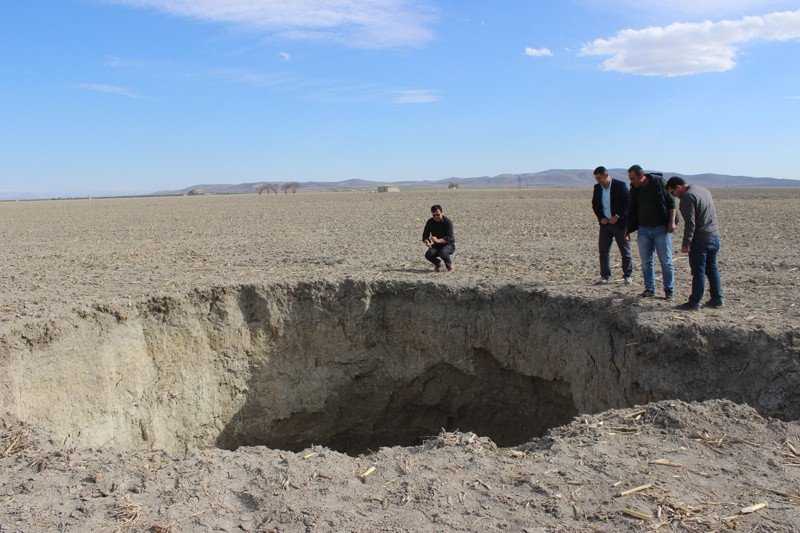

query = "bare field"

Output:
[[2, 188, 800, 532], [2, 187, 799, 332]]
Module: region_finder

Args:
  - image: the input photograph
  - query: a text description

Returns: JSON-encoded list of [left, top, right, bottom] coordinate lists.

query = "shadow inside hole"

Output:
[[216, 348, 578, 456]]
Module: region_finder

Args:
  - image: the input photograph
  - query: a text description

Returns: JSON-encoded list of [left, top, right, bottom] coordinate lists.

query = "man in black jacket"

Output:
[[627, 165, 677, 300], [422, 204, 455, 272], [591, 166, 633, 285]]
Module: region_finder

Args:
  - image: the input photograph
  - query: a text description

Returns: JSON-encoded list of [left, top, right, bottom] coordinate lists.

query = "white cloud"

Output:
[[103, 54, 295, 88], [391, 89, 440, 104], [103, 55, 170, 69], [95, 54, 430, 105], [279, 51, 291, 61], [525, 47, 553, 57], [582, 0, 800, 19], [72, 83, 147, 99], [107, 0, 436, 48], [197, 67, 293, 88], [581, 10, 800, 76]]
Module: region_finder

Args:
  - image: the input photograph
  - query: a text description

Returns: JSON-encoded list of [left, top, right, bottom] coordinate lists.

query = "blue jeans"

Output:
[[688, 235, 723, 304], [637, 225, 674, 293]]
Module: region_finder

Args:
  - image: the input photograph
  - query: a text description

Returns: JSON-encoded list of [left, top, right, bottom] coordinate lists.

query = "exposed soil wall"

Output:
[[2, 280, 797, 455], [2, 189, 800, 531]]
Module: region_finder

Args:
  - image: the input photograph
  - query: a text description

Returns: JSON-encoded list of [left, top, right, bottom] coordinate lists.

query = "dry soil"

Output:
[[1, 188, 799, 532]]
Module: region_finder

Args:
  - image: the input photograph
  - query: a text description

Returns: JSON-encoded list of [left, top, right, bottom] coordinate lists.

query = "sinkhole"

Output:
[[1, 280, 798, 455]]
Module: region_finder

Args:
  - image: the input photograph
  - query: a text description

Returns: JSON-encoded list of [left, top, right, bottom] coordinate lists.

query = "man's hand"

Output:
[[667, 221, 676, 233], [610, 215, 619, 224], [424, 239, 432, 248], [600, 218, 608, 225], [681, 245, 689, 254]]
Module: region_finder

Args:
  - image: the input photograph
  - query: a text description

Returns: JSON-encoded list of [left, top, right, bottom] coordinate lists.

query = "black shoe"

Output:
[[665, 290, 674, 302], [639, 290, 655, 298], [676, 301, 701, 311], [704, 299, 724, 309], [595, 277, 610, 285]]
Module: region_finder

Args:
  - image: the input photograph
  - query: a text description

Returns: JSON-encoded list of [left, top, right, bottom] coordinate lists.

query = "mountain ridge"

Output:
[[3, 169, 798, 201], [152, 168, 800, 196]]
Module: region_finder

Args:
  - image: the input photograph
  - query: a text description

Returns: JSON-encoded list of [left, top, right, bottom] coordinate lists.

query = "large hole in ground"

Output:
[[218, 352, 578, 455], [2, 280, 798, 456]]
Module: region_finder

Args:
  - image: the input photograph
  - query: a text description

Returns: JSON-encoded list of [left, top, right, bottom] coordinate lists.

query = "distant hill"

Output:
[[151, 169, 800, 196]]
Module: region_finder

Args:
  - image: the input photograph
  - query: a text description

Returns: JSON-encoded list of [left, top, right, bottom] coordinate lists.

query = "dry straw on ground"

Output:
[[1, 188, 799, 531]]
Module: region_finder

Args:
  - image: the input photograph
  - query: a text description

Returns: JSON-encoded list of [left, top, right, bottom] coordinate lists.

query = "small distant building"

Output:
[[377, 185, 400, 193], [448, 182, 459, 189]]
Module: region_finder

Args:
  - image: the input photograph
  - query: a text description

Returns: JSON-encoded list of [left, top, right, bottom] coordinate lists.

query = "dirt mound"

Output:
[[1, 280, 799, 531], [2, 400, 798, 531]]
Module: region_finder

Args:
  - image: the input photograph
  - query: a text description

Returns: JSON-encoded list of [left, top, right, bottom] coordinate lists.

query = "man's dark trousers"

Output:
[[425, 243, 455, 267], [599, 223, 633, 279], [688, 234, 722, 305]]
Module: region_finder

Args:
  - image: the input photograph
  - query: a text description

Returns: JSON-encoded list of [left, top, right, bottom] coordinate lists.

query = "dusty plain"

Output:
[[1, 187, 800, 531], [2, 188, 799, 334]]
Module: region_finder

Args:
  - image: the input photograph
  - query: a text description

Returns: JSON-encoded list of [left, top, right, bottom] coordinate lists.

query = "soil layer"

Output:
[[2, 188, 799, 531]]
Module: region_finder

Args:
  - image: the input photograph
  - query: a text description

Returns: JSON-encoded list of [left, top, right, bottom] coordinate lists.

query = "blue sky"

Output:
[[2, 0, 799, 197]]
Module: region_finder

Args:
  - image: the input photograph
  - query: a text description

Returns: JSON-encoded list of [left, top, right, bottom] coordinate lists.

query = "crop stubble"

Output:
[[1, 187, 800, 531], [1, 187, 799, 334]]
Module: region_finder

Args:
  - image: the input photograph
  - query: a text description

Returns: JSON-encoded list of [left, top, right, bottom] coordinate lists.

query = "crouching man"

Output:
[[422, 204, 455, 272], [666, 177, 724, 311]]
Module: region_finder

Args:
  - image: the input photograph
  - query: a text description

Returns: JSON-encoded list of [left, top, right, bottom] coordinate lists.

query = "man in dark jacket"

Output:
[[627, 165, 677, 300], [422, 204, 455, 272], [591, 166, 633, 285]]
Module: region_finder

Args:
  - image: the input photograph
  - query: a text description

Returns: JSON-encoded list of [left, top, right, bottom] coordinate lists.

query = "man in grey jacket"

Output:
[[666, 177, 724, 311]]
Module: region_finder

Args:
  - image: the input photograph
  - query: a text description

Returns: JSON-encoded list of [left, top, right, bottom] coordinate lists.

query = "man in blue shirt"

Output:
[[591, 166, 633, 285]]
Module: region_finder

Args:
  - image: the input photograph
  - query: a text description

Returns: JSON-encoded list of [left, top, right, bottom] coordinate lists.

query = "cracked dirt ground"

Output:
[[1, 188, 799, 531]]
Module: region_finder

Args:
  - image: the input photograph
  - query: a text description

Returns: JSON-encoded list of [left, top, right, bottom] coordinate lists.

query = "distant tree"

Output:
[[186, 187, 204, 196], [255, 183, 279, 195], [281, 182, 300, 194]]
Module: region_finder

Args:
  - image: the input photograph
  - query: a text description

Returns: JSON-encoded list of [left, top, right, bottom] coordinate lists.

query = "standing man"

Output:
[[627, 165, 677, 300], [591, 166, 633, 285], [422, 204, 455, 272], [666, 177, 724, 311]]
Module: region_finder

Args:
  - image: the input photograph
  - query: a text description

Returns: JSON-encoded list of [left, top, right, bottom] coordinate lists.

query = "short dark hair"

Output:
[[665, 176, 686, 190], [430, 204, 443, 213], [593, 166, 607, 175], [628, 164, 644, 176]]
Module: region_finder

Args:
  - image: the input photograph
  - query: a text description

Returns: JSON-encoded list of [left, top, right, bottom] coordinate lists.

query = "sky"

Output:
[[1, 0, 799, 197]]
